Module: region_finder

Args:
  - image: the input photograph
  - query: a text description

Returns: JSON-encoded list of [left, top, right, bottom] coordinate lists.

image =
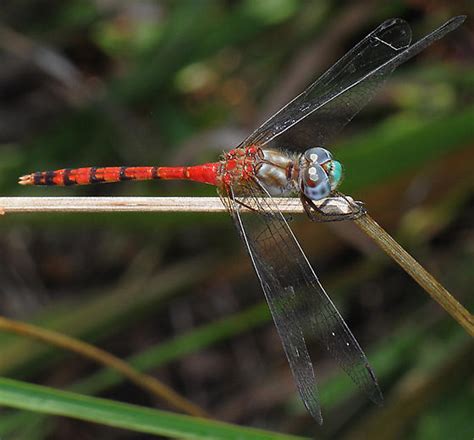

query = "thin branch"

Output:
[[0, 196, 351, 214], [0, 316, 209, 418]]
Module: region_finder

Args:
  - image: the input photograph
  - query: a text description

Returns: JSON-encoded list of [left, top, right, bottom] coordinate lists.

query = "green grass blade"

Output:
[[0, 377, 308, 440]]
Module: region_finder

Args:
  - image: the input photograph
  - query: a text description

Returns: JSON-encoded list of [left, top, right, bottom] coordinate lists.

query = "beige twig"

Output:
[[0, 196, 352, 214]]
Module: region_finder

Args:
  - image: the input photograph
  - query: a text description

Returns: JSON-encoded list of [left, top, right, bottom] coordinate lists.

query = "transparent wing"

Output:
[[220, 182, 382, 423], [240, 16, 464, 151]]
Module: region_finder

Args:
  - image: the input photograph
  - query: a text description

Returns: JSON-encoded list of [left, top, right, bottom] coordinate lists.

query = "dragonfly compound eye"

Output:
[[326, 160, 343, 191], [304, 147, 333, 165], [302, 162, 331, 201]]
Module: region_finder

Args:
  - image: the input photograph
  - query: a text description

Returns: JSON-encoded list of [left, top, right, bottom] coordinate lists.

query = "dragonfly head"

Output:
[[300, 147, 343, 201]]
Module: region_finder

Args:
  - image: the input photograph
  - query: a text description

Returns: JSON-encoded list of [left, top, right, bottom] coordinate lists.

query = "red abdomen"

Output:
[[19, 163, 221, 187]]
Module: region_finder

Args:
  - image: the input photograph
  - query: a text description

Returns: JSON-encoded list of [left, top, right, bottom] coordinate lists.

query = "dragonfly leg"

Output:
[[234, 198, 260, 213], [301, 193, 366, 222], [222, 181, 261, 214]]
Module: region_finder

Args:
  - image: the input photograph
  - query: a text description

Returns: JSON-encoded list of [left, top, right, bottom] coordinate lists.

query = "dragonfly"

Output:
[[19, 16, 465, 423]]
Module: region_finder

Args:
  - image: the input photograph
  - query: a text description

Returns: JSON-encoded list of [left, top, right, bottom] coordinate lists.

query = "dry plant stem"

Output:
[[354, 214, 474, 337], [0, 316, 209, 418]]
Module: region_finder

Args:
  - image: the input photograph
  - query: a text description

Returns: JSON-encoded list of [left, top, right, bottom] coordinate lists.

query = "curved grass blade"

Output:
[[0, 377, 309, 440]]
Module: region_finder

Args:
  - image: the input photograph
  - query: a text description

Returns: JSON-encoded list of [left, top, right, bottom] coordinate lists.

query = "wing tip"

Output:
[[370, 385, 384, 407], [375, 17, 412, 50], [365, 363, 384, 406], [380, 17, 407, 27], [451, 15, 467, 25], [439, 15, 466, 34], [307, 405, 323, 425]]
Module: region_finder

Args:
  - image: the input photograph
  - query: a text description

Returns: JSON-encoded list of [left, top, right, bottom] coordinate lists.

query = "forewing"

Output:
[[240, 16, 464, 151], [220, 181, 382, 423]]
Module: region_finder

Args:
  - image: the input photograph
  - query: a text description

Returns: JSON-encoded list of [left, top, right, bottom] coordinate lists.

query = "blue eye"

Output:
[[328, 160, 343, 190], [304, 147, 333, 165], [302, 163, 331, 201]]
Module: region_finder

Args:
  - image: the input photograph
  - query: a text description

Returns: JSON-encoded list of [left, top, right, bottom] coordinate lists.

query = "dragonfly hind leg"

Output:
[[301, 192, 366, 222]]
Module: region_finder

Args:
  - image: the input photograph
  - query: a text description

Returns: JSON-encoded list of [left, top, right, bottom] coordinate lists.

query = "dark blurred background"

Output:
[[0, 1, 473, 439]]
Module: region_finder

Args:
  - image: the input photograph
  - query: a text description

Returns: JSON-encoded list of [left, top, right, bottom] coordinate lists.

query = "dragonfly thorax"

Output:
[[255, 149, 298, 196], [300, 147, 343, 201], [220, 147, 296, 196]]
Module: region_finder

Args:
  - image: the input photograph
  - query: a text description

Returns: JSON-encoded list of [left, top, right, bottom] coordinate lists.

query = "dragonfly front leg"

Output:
[[220, 179, 264, 215], [301, 193, 366, 222]]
